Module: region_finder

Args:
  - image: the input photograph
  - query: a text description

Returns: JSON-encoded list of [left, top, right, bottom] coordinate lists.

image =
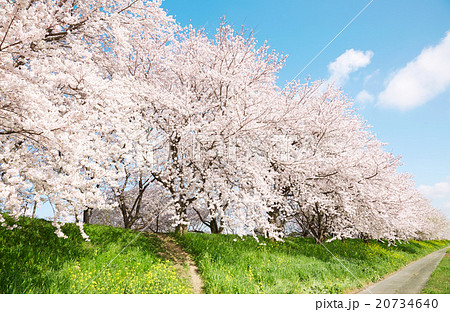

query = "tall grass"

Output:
[[176, 233, 449, 294], [0, 216, 191, 294]]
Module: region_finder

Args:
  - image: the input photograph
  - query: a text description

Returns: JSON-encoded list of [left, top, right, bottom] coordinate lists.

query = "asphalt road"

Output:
[[358, 247, 448, 294]]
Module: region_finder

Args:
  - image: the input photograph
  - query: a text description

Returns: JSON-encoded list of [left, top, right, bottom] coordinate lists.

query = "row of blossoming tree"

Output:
[[1, 0, 448, 243]]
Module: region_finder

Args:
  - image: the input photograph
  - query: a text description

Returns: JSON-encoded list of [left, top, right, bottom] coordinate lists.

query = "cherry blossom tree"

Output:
[[263, 80, 448, 243], [1, 1, 447, 242], [0, 0, 177, 238], [90, 183, 174, 232], [141, 20, 287, 237]]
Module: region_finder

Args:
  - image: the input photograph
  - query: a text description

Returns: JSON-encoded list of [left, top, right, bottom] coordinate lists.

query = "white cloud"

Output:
[[378, 31, 450, 110], [327, 49, 374, 86], [355, 90, 374, 104], [419, 177, 450, 199], [419, 176, 450, 218]]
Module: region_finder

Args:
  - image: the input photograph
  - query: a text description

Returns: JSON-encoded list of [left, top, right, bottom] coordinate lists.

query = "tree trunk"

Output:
[[120, 206, 131, 228], [175, 223, 188, 235], [155, 214, 160, 233], [174, 201, 188, 235], [31, 201, 37, 218], [361, 233, 371, 244], [314, 229, 326, 244], [210, 218, 223, 234], [313, 202, 327, 244], [268, 204, 286, 235], [83, 208, 92, 224], [268, 205, 279, 225]]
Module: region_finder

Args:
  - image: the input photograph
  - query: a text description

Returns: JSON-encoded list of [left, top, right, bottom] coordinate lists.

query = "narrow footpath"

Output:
[[156, 234, 204, 294], [359, 247, 448, 294]]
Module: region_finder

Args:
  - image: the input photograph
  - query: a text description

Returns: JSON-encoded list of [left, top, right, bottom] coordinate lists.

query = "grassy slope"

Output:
[[0, 216, 191, 294], [176, 233, 449, 294], [422, 248, 450, 294], [1, 216, 448, 294]]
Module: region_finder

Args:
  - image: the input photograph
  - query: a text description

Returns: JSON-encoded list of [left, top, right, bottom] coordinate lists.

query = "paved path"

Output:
[[359, 247, 448, 294]]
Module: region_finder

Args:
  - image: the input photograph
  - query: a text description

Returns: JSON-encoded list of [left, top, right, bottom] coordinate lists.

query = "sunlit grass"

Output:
[[422, 248, 450, 294], [176, 233, 449, 294], [0, 216, 191, 294], [1, 215, 448, 294]]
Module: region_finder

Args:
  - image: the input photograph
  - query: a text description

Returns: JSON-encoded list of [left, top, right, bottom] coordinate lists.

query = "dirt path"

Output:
[[358, 247, 448, 294], [156, 234, 204, 294]]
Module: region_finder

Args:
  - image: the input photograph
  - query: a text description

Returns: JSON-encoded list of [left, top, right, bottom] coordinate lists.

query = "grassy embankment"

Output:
[[176, 233, 449, 294], [0, 216, 191, 294], [1, 215, 448, 294], [422, 248, 450, 294]]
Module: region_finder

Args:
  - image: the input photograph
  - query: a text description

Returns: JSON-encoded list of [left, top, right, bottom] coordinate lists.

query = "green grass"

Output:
[[0, 216, 191, 294], [176, 233, 449, 294], [422, 248, 450, 294], [1, 215, 448, 294]]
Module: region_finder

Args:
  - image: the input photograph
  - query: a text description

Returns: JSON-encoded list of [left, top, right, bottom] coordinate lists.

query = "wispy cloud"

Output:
[[355, 90, 374, 104], [363, 70, 380, 84], [327, 49, 374, 86], [378, 31, 450, 110], [419, 176, 450, 218]]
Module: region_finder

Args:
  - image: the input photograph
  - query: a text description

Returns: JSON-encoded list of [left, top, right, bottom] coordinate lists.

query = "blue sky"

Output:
[[162, 0, 450, 218]]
